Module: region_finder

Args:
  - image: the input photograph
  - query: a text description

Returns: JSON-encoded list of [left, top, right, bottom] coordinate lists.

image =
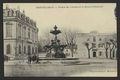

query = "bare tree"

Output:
[[103, 42, 110, 59], [84, 42, 93, 59], [109, 42, 114, 59], [110, 39, 117, 59], [38, 30, 53, 53], [43, 31, 53, 45], [62, 29, 78, 57]]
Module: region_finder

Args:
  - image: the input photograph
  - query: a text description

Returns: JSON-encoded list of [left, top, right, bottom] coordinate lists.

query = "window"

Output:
[[19, 45, 21, 54], [24, 46, 26, 54], [32, 47, 34, 54], [24, 27, 26, 39], [11, 10, 14, 16], [7, 11, 10, 16], [66, 49, 68, 52], [35, 47, 37, 53], [6, 44, 11, 54], [21, 27, 24, 38], [28, 28, 30, 39], [21, 14, 24, 19], [99, 51, 102, 56], [98, 44, 103, 48], [6, 22, 12, 37], [93, 36, 96, 42], [28, 46, 31, 55], [87, 38, 90, 41], [18, 24, 21, 38], [13, 10, 17, 16], [32, 31, 33, 40], [7, 10, 13, 16], [92, 43, 96, 48], [18, 11, 21, 18], [3, 10, 6, 16], [99, 38, 102, 41]]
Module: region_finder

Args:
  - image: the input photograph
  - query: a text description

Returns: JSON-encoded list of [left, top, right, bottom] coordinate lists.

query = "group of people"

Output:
[[28, 54, 39, 64]]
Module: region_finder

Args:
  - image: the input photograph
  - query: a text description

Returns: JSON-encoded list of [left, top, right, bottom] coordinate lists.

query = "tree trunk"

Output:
[[110, 49, 112, 59], [71, 48, 73, 57], [88, 50, 90, 59], [116, 49, 117, 59], [105, 49, 108, 59], [112, 49, 115, 59]]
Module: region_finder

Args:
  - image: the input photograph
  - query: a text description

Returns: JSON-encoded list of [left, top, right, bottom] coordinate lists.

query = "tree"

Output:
[[62, 29, 78, 57], [84, 42, 93, 59], [109, 42, 114, 59], [38, 30, 53, 53], [110, 39, 117, 59], [38, 42, 43, 52], [103, 42, 110, 59], [43, 31, 53, 45]]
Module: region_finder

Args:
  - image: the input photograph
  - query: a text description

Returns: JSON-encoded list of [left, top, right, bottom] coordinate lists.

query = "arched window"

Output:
[[6, 44, 11, 54], [19, 45, 21, 54]]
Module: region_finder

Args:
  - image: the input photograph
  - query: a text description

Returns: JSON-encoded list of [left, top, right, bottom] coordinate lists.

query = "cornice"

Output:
[[3, 17, 38, 30]]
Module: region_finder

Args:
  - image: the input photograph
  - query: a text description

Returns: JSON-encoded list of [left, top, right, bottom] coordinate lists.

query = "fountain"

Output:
[[38, 25, 80, 65], [45, 25, 67, 58]]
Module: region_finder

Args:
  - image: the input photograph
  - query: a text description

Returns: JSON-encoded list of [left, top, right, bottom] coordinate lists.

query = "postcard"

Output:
[[3, 3, 117, 77]]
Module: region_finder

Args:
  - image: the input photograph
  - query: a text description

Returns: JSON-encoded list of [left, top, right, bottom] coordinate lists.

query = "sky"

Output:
[[3, 3, 116, 37]]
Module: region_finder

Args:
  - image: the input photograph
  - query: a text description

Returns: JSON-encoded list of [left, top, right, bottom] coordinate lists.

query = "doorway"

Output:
[[93, 52, 96, 57]]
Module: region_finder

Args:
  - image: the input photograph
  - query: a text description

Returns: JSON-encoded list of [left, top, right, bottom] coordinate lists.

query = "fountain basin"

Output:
[[37, 57, 81, 65], [38, 57, 79, 60]]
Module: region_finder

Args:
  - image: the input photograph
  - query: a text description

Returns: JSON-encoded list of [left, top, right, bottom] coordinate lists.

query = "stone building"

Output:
[[76, 31, 117, 59], [3, 7, 39, 60]]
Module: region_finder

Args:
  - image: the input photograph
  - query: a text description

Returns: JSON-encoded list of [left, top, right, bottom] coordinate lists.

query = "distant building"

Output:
[[76, 31, 117, 59], [3, 7, 39, 60]]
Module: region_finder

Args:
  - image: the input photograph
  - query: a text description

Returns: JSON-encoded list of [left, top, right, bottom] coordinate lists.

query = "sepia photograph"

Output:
[[3, 3, 117, 77]]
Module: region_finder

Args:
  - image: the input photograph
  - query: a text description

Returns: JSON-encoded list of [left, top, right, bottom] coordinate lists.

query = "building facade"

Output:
[[3, 7, 39, 60], [76, 31, 117, 59]]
